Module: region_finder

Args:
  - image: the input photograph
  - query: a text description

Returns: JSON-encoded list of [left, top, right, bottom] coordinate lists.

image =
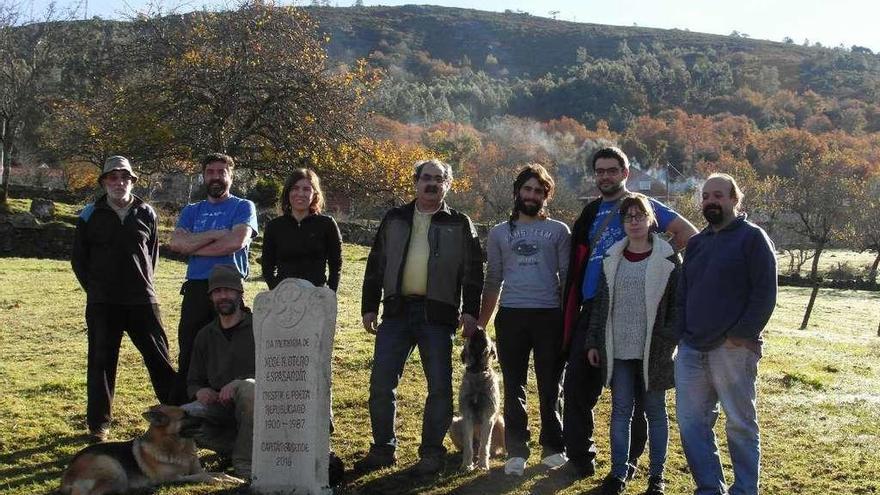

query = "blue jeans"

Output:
[[367, 301, 454, 458], [675, 341, 760, 495], [609, 360, 668, 481]]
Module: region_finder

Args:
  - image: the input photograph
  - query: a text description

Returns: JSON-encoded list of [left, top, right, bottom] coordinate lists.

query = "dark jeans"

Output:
[[169, 279, 215, 405], [495, 307, 565, 460], [367, 300, 454, 458], [85, 303, 176, 431], [562, 302, 647, 470]]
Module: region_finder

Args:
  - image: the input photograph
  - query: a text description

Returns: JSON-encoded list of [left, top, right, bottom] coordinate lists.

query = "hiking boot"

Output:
[[87, 425, 110, 443], [354, 449, 397, 472], [600, 475, 626, 495], [541, 452, 568, 468], [643, 475, 665, 495], [504, 457, 526, 476], [413, 455, 444, 476]]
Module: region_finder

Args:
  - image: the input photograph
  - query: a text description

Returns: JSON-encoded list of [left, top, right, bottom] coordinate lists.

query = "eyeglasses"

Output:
[[594, 167, 622, 177], [623, 213, 648, 224], [419, 174, 448, 184]]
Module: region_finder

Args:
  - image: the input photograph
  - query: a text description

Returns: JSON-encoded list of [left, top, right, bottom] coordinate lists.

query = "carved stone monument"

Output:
[[251, 278, 336, 494]]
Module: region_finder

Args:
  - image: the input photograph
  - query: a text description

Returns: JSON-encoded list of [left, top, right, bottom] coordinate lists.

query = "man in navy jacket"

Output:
[[675, 173, 777, 495], [72, 156, 176, 442]]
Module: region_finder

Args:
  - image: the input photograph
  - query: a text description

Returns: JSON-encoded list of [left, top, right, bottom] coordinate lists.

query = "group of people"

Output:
[[354, 149, 777, 495], [71, 146, 777, 495], [72, 153, 341, 479]]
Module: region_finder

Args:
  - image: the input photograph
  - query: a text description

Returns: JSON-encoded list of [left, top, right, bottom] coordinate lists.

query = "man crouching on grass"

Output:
[[182, 264, 256, 480]]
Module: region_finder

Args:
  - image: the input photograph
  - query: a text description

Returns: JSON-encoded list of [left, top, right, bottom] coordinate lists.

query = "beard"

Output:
[[515, 197, 542, 216], [597, 180, 624, 197], [702, 205, 724, 225], [214, 297, 240, 316], [207, 180, 229, 199]]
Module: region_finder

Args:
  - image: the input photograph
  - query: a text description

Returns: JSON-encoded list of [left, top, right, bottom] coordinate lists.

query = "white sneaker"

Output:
[[541, 452, 568, 468], [504, 457, 526, 476]]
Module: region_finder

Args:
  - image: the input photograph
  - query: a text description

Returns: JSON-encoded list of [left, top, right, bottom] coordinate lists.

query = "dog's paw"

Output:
[[477, 460, 490, 471], [460, 462, 475, 472]]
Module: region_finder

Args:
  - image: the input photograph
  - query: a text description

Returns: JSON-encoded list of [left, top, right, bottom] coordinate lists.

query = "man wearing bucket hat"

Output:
[[168, 153, 258, 404], [72, 155, 177, 443], [183, 264, 255, 479]]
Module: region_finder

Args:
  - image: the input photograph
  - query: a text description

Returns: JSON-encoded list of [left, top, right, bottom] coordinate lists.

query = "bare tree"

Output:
[[782, 156, 864, 330], [0, 1, 82, 203]]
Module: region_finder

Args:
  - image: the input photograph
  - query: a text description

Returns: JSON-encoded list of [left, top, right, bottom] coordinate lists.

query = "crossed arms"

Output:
[[170, 224, 253, 256]]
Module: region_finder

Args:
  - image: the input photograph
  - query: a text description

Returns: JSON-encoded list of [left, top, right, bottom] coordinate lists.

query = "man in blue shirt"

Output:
[[675, 174, 777, 495], [560, 147, 697, 480], [168, 153, 258, 404]]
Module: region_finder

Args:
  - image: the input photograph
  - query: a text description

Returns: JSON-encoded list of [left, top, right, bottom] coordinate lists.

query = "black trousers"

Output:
[[85, 303, 176, 431], [169, 280, 215, 405], [494, 307, 566, 460], [562, 302, 647, 470]]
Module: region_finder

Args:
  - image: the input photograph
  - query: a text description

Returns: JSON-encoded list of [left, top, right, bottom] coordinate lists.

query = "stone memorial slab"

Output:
[[252, 278, 336, 494]]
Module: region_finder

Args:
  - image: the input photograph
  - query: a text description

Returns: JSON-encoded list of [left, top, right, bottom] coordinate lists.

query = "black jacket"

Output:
[[261, 213, 343, 291], [361, 200, 484, 327], [72, 195, 159, 305], [561, 198, 602, 347]]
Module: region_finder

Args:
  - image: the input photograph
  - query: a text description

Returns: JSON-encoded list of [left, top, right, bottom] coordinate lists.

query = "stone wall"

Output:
[[0, 212, 76, 260]]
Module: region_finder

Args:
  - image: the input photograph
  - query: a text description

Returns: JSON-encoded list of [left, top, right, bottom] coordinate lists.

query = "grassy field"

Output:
[[1, 247, 879, 494]]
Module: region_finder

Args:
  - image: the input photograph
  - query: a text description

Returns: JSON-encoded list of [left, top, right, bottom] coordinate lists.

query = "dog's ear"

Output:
[[143, 408, 170, 427], [460, 341, 468, 363]]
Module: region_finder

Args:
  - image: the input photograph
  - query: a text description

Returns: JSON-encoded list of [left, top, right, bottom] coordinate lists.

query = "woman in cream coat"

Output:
[[584, 193, 680, 495]]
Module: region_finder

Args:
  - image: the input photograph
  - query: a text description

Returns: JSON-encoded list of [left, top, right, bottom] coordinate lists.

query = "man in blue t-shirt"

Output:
[[558, 147, 697, 480], [168, 153, 259, 404]]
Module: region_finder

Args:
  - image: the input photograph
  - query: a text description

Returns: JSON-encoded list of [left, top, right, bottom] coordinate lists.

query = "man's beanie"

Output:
[[207, 264, 244, 294]]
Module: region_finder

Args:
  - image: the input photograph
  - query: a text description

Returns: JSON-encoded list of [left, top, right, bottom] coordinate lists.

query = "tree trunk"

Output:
[[800, 242, 825, 330], [0, 119, 8, 204], [869, 250, 880, 284]]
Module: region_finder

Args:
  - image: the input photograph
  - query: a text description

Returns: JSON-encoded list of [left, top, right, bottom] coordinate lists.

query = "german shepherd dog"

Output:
[[449, 328, 506, 471], [60, 404, 242, 495]]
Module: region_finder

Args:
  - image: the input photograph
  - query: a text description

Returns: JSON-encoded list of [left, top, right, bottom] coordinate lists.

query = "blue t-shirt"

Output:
[[176, 195, 259, 280], [581, 197, 677, 300]]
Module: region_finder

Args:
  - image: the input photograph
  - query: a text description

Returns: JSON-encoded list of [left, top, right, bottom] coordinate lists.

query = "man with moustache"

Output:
[[560, 147, 698, 479], [477, 164, 570, 476], [169, 153, 258, 404], [356, 159, 483, 475], [675, 173, 777, 495], [184, 264, 256, 480], [72, 156, 176, 442]]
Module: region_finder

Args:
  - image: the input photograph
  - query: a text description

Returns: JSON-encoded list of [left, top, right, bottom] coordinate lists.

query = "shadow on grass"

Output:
[[343, 452, 605, 495], [0, 432, 92, 493]]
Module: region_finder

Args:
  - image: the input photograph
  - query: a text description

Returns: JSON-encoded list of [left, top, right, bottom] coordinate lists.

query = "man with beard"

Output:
[[72, 156, 176, 442], [476, 164, 571, 476], [560, 147, 698, 479], [169, 153, 258, 404], [675, 173, 776, 495], [356, 159, 483, 476], [184, 264, 256, 479]]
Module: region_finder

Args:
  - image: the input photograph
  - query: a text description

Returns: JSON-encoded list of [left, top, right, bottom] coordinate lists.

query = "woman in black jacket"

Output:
[[261, 168, 342, 291]]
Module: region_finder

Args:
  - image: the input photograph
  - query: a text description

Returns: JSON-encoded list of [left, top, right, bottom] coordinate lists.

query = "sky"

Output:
[[19, 0, 880, 53]]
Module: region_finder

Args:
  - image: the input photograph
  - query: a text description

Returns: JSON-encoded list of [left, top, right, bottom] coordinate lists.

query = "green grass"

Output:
[[1, 250, 879, 494]]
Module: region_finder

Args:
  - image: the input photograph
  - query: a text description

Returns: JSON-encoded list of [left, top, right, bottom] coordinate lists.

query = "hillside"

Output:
[[310, 5, 814, 82]]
